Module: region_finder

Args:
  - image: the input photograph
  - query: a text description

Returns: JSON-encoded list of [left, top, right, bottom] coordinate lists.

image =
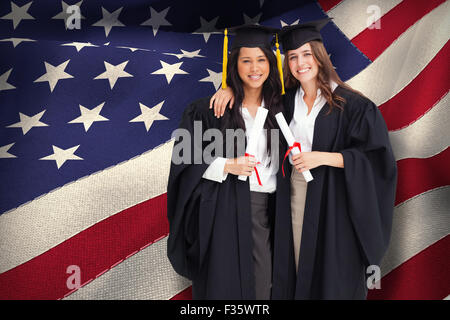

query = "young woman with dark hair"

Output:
[[166, 25, 290, 300], [210, 19, 397, 299]]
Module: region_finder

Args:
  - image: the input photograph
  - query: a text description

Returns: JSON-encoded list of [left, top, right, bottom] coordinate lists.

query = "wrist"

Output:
[[224, 158, 233, 174], [317, 151, 331, 166], [323, 152, 344, 168]]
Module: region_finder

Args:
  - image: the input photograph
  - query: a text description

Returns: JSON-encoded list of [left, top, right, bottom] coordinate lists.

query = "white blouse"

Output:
[[289, 81, 338, 164], [202, 103, 277, 193]]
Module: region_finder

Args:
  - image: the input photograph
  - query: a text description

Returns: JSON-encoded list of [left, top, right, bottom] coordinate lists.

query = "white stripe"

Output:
[[328, 0, 402, 40], [380, 186, 450, 277], [0, 140, 174, 273], [389, 93, 450, 161], [64, 237, 191, 300], [346, 1, 450, 106], [65, 187, 450, 299]]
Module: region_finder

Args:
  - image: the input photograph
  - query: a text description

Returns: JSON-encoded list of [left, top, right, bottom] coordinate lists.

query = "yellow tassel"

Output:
[[222, 28, 228, 89], [275, 34, 285, 95]]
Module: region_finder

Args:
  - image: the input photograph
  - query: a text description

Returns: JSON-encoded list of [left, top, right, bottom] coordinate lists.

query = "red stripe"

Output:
[[317, 0, 343, 12], [351, 0, 445, 60], [380, 42, 450, 131], [395, 148, 450, 205], [171, 236, 450, 301], [0, 194, 169, 300], [170, 286, 192, 300], [368, 235, 450, 300]]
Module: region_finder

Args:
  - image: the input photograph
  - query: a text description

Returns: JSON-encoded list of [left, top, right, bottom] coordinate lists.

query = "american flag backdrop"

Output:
[[0, 0, 448, 300]]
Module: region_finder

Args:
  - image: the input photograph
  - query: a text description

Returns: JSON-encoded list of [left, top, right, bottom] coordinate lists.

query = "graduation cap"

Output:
[[221, 24, 285, 94], [279, 18, 332, 51], [228, 24, 277, 49]]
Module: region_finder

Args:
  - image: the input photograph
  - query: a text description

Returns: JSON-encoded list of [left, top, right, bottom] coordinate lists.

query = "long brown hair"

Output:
[[221, 46, 283, 158], [283, 40, 362, 113]]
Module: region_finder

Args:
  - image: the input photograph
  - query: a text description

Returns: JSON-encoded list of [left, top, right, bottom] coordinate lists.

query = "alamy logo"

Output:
[[66, 265, 81, 290], [367, 5, 382, 30], [367, 265, 381, 289], [171, 121, 279, 166], [66, 5, 81, 30]]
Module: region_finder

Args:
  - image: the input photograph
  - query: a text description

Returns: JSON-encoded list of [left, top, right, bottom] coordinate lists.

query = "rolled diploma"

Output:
[[238, 107, 268, 181], [275, 112, 313, 182]]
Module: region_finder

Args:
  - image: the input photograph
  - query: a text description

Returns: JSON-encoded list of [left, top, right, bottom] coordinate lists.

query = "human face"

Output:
[[287, 42, 319, 85], [237, 47, 270, 91]]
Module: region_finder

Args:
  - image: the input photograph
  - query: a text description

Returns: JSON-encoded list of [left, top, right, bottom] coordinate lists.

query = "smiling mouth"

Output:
[[297, 68, 311, 74], [248, 74, 262, 80]]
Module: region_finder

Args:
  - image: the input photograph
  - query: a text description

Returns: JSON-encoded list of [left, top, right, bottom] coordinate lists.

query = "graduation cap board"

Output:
[[279, 18, 332, 51], [228, 24, 278, 49], [221, 24, 285, 94]]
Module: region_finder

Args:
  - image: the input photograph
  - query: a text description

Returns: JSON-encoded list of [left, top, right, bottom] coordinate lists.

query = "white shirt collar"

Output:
[[241, 99, 265, 118], [298, 79, 338, 98]]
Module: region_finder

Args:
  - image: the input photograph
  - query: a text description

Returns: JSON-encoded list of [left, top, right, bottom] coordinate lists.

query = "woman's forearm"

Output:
[[321, 152, 344, 168]]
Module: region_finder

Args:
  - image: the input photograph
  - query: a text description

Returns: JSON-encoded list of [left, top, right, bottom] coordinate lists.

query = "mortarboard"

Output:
[[228, 24, 278, 49], [279, 18, 332, 51]]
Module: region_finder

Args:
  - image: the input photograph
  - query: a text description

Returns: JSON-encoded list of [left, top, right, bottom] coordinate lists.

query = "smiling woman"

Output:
[[282, 39, 353, 116], [210, 18, 398, 300], [221, 42, 282, 156], [166, 24, 291, 300]]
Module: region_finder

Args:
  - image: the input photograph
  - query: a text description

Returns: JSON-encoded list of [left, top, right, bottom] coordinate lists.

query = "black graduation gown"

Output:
[[166, 97, 291, 300], [271, 86, 397, 299]]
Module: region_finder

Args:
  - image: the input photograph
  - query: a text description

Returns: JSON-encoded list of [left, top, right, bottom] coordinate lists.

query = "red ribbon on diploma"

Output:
[[282, 142, 301, 177], [245, 153, 262, 186]]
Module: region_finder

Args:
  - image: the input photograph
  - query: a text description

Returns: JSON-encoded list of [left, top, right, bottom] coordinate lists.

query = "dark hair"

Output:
[[283, 40, 364, 114], [221, 46, 283, 158]]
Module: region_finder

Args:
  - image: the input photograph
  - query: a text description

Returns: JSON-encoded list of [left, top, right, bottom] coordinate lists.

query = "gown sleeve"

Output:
[[340, 98, 398, 267], [202, 157, 228, 182], [166, 100, 217, 279]]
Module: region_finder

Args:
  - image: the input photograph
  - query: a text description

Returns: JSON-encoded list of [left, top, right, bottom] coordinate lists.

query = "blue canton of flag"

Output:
[[0, 0, 367, 215]]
